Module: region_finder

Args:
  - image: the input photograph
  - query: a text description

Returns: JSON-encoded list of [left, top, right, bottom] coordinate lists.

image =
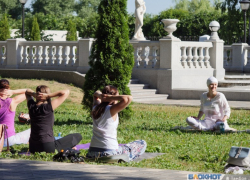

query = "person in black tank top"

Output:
[[26, 85, 82, 153]]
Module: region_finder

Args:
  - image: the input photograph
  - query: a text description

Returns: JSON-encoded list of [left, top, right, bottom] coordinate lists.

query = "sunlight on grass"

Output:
[[1, 78, 250, 174]]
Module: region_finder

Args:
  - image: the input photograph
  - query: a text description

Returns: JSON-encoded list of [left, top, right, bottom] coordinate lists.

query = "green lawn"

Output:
[[1, 78, 250, 174]]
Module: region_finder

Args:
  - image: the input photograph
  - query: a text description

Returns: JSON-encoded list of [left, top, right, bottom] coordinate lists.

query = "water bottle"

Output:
[[220, 123, 225, 133], [55, 132, 62, 140]]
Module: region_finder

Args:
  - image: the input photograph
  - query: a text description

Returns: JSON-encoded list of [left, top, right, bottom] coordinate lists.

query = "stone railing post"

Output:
[[77, 38, 94, 73], [207, 39, 225, 80], [230, 43, 248, 72], [6, 38, 26, 69]]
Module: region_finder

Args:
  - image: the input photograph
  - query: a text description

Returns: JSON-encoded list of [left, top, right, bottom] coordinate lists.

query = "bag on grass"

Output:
[[18, 112, 30, 124], [53, 148, 84, 163], [0, 124, 9, 152], [228, 146, 250, 167]]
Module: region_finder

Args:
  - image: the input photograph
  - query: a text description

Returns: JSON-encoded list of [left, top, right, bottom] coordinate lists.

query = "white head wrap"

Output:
[[207, 77, 218, 87]]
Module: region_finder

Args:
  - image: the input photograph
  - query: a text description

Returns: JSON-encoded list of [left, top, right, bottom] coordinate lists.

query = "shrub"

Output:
[[66, 19, 77, 41], [30, 16, 41, 41], [0, 14, 10, 41], [82, 0, 134, 119]]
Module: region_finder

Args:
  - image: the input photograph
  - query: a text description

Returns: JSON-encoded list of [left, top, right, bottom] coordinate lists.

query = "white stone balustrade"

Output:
[[224, 45, 232, 69], [131, 41, 160, 68], [180, 42, 213, 69], [18, 41, 79, 71]]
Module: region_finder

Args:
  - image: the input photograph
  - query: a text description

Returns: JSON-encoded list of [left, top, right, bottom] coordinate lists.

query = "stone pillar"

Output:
[[77, 38, 94, 73], [6, 38, 26, 69], [207, 39, 226, 80], [229, 43, 248, 72]]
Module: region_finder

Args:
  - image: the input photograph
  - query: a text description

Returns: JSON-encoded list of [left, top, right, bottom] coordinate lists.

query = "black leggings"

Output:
[[29, 133, 82, 153]]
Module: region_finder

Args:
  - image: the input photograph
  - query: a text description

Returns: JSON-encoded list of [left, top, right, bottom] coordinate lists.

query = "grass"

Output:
[[1, 78, 250, 174]]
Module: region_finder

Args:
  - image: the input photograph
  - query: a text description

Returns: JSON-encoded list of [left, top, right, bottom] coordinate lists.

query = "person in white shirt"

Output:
[[86, 85, 147, 161], [186, 77, 231, 131]]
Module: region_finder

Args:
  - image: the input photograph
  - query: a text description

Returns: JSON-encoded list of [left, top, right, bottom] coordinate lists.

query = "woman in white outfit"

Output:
[[186, 77, 231, 131]]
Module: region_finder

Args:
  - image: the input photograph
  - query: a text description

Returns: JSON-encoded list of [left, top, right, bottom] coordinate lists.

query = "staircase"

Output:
[[219, 75, 250, 87], [128, 79, 169, 103]]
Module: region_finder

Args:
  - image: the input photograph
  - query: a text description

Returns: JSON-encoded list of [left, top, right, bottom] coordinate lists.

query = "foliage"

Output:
[[2, 78, 250, 174], [0, 14, 10, 41], [75, 0, 100, 19], [82, 0, 134, 119], [30, 16, 41, 41], [66, 19, 77, 41], [217, 0, 245, 44], [31, 0, 75, 17]]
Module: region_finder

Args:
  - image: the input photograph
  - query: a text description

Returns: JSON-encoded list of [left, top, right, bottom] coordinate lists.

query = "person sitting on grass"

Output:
[[25, 85, 82, 153], [0, 79, 30, 147], [186, 77, 231, 131], [86, 85, 147, 162]]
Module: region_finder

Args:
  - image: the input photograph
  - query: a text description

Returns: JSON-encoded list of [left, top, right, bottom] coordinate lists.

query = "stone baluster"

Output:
[[41, 45, 48, 66], [28, 46, 34, 65], [74, 46, 79, 67], [61, 45, 68, 66], [68, 45, 75, 66], [204, 47, 211, 68], [22, 45, 28, 65], [228, 49, 232, 66], [48, 45, 54, 66], [187, 47, 194, 68], [192, 47, 198, 68], [3, 46, 6, 65], [142, 46, 150, 68], [181, 46, 187, 68], [55, 46, 61, 66], [198, 47, 204, 68], [245, 48, 250, 67], [134, 46, 141, 68], [34, 46, 41, 65], [152, 46, 158, 68], [223, 49, 228, 66], [0, 45, 3, 65]]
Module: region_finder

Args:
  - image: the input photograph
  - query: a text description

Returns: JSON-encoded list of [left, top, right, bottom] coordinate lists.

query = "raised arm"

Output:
[[97, 94, 133, 117], [47, 90, 70, 110], [93, 90, 102, 107], [9, 89, 27, 111]]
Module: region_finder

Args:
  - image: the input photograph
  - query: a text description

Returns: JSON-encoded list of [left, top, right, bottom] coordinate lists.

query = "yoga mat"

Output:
[[172, 126, 238, 132]]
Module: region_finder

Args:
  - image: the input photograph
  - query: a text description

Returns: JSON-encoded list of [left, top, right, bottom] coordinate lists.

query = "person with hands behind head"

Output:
[[87, 85, 147, 162], [186, 77, 231, 131], [0, 79, 30, 147], [25, 85, 82, 153]]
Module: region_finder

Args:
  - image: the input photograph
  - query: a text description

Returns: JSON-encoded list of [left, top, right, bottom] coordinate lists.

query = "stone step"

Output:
[[219, 80, 250, 87], [129, 79, 139, 84], [132, 94, 169, 102], [128, 84, 150, 90], [172, 87, 250, 101], [131, 89, 158, 95], [225, 75, 250, 80]]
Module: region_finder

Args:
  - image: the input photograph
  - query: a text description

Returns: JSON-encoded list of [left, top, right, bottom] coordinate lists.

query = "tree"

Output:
[[0, 0, 24, 19], [0, 14, 10, 41], [31, 0, 75, 17], [30, 16, 41, 41], [83, 0, 134, 119], [66, 19, 77, 41], [217, 0, 245, 44], [173, 0, 220, 14], [75, 0, 101, 19]]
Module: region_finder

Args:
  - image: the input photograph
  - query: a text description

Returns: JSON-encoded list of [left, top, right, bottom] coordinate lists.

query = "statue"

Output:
[[132, 0, 146, 40]]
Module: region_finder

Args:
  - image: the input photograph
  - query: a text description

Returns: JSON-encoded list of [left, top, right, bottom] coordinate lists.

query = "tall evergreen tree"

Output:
[[30, 16, 41, 41], [83, 0, 134, 119], [0, 14, 10, 41], [66, 19, 77, 41]]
